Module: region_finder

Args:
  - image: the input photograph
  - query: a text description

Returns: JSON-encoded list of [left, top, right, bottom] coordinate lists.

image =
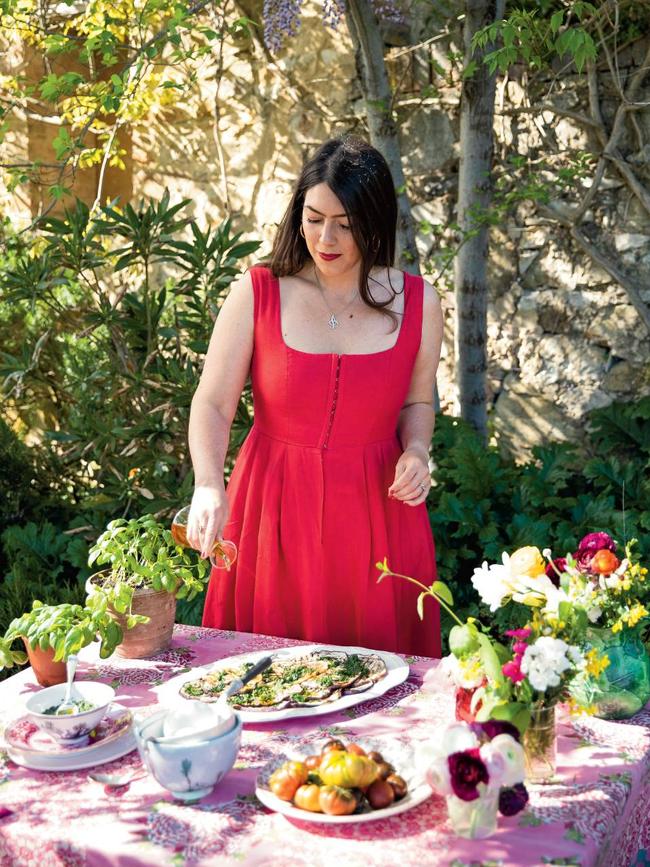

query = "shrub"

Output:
[[429, 399, 650, 648]]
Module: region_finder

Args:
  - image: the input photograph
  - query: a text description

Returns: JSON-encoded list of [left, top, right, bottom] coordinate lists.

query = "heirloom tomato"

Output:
[[367, 779, 395, 810], [294, 784, 323, 812], [319, 785, 358, 815], [386, 774, 408, 800], [305, 754, 321, 771], [321, 738, 345, 755], [268, 761, 308, 801], [319, 750, 378, 788]]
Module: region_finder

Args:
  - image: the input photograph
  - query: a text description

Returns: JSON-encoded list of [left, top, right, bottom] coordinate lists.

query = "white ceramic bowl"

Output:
[[25, 681, 116, 746], [135, 708, 242, 801]]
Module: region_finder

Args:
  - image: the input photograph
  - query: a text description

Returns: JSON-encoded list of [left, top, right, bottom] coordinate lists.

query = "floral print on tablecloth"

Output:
[[2, 625, 650, 867]]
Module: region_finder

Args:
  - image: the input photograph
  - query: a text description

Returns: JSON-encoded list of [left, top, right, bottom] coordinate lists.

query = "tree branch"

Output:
[[537, 202, 650, 335]]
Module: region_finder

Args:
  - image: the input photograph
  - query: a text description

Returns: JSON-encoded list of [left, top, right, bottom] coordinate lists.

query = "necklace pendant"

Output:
[[327, 313, 339, 329]]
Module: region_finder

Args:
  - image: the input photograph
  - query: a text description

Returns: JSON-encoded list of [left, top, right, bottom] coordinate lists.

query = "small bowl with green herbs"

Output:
[[25, 682, 116, 746]]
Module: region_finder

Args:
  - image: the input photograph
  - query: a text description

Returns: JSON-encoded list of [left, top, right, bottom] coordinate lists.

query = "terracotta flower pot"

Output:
[[114, 586, 177, 659], [22, 639, 67, 687], [86, 575, 177, 659]]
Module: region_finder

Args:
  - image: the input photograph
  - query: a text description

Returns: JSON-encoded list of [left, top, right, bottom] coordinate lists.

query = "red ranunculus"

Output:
[[577, 532, 616, 555], [447, 749, 489, 801], [470, 720, 521, 743], [499, 783, 529, 816]]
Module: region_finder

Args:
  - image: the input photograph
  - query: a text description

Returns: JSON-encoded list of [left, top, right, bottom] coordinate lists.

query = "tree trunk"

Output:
[[454, 0, 504, 442], [345, 0, 420, 275]]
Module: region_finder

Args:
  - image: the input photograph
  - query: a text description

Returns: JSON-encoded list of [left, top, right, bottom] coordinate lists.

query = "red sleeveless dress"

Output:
[[202, 265, 441, 657]]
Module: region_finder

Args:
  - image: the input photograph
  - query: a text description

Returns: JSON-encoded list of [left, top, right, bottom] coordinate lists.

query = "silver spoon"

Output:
[[56, 654, 79, 715], [154, 655, 274, 745], [88, 770, 146, 788]]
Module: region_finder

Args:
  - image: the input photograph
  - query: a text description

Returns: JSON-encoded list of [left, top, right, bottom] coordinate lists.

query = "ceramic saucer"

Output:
[[4, 705, 133, 756], [7, 727, 137, 771]]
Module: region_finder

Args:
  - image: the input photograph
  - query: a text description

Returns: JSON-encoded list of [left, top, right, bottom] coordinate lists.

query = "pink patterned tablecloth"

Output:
[[1, 624, 650, 867]]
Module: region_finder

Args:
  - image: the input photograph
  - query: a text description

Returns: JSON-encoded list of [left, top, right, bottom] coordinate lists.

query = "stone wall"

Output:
[[3, 2, 650, 459]]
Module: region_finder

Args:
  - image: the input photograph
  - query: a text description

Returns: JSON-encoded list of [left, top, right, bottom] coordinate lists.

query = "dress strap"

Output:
[[399, 271, 424, 356], [248, 264, 278, 341]]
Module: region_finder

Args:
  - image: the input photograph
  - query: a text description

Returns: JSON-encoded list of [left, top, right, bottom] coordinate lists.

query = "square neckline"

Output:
[[272, 270, 411, 358]]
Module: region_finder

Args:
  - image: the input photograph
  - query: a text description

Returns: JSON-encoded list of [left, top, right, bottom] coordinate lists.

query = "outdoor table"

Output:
[[1, 624, 650, 867]]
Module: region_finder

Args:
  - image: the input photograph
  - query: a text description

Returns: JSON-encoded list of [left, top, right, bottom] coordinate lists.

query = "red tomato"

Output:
[[269, 761, 308, 801], [319, 785, 358, 815]]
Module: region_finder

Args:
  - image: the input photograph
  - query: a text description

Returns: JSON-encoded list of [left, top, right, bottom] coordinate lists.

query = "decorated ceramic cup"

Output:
[[134, 708, 242, 801], [25, 681, 116, 746]]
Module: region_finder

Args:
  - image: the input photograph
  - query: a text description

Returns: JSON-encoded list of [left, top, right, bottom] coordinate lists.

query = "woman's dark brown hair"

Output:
[[268, 135, 400, 318]]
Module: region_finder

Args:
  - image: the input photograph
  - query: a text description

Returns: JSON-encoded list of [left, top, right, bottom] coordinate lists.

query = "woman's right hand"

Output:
[[187, 484, 230, 560]]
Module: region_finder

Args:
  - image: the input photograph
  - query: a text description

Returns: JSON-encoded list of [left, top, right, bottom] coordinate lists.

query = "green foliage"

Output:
[[430, 403, 650, 647], [2, 598, 123, 668], [472, 3, 598, 74], [0, 420, 42, 534], [0, 195, 257, 666], [1, 194, 258, 525], [87, 514, 210, 606]]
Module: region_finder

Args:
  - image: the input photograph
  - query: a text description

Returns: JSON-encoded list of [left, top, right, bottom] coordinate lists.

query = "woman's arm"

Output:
[[187, 271, 255, 557], [388, 279, 444, 506]]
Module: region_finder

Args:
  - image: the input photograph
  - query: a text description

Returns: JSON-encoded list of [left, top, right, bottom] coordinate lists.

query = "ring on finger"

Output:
[[419, 482, 427, 493]]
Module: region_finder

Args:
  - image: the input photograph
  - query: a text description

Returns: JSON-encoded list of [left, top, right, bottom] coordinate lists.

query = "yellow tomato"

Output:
[[319, 750, 378, 788], [294, 784, 323, 812]]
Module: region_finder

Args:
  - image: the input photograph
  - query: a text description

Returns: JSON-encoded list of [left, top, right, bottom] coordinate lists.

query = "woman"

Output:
[[187, 135, 443, 656]]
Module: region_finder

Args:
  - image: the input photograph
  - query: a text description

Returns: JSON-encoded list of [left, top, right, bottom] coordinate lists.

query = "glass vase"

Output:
[[570, 623, 650, 720], [455, 686, 478, 723], [445, 789, 499, 839], [523, 703, 557, 784]]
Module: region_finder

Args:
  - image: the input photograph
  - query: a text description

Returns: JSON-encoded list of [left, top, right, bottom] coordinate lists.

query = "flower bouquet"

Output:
[[460, 545, 597, 782], [425, 720, 528, 839], [545, 532, 650, 719]]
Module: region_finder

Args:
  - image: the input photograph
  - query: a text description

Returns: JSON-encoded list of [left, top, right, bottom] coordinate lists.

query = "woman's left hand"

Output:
[[388, 446, 431, 506]]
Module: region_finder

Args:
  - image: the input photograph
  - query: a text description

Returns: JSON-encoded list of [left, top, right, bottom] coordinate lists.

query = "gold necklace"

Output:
[[312, 267, 359, 330]]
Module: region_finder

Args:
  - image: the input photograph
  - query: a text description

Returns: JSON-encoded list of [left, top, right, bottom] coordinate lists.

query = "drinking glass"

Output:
[[171, 506, 237, 570]]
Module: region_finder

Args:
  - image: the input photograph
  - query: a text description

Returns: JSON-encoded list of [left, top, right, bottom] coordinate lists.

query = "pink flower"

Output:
[[577, 532, 616, 555], [574, 533, 616, 573], [505, 628, 532, 640], [502, 659, 526, 683], [447, 748, 489, 801], [513, 641, 529, 655]]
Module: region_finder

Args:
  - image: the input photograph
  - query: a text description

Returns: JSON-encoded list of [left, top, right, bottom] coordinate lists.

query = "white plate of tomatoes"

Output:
[[255, 735, 432, 824]]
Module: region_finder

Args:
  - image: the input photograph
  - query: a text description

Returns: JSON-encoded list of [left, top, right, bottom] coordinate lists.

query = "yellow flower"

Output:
[[612, 621, 623, 633], [623, 603, 648, 629], [567, 697, 598, 717], [509, 546, 546, 580], [585, 649, 610, 678]]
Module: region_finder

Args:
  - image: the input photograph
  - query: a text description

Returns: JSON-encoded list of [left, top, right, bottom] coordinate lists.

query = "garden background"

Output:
[[1, 0, 649, 671]]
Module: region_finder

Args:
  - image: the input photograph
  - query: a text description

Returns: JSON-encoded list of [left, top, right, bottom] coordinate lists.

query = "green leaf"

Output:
[[427, 580, 451, 607], [477, 632, 504, 685]]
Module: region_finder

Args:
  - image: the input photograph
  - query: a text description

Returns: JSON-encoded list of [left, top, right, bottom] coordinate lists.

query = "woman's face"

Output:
[[301, 183, 362, 278]]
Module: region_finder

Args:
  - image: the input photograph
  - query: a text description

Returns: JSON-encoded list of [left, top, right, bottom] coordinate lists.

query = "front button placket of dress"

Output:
[[322, 355, 342, 450]]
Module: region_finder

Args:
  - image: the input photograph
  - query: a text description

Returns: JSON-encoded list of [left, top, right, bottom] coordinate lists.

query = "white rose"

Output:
[[486, 734, 525, 786], [471, 554, 513, 612]]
